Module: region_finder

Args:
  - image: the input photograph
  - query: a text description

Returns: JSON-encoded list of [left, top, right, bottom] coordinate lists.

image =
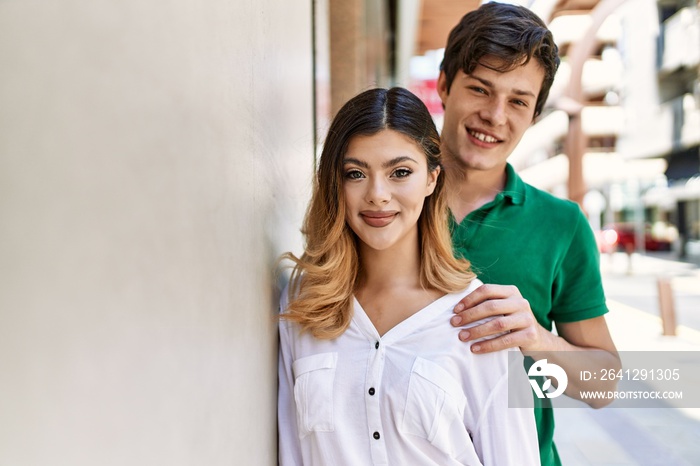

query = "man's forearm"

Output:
[[526, 321, 621, 408]]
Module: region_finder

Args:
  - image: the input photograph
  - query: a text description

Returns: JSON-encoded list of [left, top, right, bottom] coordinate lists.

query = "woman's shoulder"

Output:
[[278, 282, 301, 331], [425, 278, 483, 324], [451, 277, 483, 302], [279, 282, 291, 311]]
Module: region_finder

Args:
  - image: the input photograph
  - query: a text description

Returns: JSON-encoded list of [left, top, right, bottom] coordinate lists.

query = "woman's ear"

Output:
[[426, 165, 440, 196]]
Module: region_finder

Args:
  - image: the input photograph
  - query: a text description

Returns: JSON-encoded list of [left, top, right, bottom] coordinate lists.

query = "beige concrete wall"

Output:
[[0, 1, 313, 465]]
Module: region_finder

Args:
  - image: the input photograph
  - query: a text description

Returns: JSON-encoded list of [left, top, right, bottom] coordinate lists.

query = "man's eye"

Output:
[[469, 86, 487, 94], [345, 170, 364, 180], [393, 168, 412, 178]]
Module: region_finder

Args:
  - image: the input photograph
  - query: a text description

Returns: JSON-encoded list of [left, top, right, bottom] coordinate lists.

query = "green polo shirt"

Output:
[[449, 163, 608, 466]]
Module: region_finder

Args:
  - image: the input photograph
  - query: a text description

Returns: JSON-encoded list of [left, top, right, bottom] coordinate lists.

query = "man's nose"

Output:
[[479, 98, 507, 126]]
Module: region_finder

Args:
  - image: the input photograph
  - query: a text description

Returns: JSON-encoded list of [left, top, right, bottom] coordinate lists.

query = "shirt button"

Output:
[[368, 387, 375, 396], [373, 431, 380, 440], [375, 341, 379, 349]]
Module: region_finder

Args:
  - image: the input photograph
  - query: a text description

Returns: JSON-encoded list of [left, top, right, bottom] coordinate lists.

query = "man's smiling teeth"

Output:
[[469, 130, 498, 143]]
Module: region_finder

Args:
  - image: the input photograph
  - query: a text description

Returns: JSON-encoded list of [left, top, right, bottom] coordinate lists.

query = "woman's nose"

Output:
[[365, 178, 391, 204]]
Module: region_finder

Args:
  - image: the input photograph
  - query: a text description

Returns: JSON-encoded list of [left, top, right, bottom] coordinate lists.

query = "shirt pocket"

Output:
[[400, 357, 469, 456], [292, 352, 338, 437]]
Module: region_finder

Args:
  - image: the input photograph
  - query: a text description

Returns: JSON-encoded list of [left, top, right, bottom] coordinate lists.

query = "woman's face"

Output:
[[343, 129, 439, 253]]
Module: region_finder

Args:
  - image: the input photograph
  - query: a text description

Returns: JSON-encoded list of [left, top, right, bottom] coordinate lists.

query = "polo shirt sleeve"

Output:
[[550, 207, 608, 323]]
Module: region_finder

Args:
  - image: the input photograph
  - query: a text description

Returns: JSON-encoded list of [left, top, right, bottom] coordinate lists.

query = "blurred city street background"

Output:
[[2, 0, 698, 464], [554, 251, 700, 465]]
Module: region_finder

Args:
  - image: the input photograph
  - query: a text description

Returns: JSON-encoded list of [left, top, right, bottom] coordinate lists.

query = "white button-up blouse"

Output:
[[278, 279, 539, 465]]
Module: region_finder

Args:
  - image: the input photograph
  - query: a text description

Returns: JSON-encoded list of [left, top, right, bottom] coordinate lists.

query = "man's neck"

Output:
[[445, 162, 508, 224]]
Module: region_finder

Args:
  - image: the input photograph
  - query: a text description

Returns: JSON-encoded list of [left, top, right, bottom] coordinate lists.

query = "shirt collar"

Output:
[[500, 163, 526, 205]]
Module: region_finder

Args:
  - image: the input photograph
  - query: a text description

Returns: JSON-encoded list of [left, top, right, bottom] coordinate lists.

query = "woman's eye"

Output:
[[345, 170, 364, 180], [392, 168, 412, 178]]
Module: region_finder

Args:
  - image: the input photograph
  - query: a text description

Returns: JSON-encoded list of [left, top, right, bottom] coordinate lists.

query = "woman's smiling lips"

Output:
[[360, 211, 399, 227]]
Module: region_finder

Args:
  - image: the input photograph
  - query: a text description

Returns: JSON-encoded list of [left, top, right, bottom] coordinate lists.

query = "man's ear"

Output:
[[437, 71, 449, 109]]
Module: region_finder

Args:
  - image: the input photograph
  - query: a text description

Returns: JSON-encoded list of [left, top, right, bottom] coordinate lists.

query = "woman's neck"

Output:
[[355, 229, 444, 336], [356, 232, 422, 292]]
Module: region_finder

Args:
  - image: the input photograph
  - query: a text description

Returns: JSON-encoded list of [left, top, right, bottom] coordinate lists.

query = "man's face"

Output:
[[437, 57, 544, 173]]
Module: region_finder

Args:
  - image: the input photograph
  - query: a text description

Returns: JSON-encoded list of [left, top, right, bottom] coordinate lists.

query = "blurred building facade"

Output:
[[536, 0, 700, 258], [650, 0, 700, 256]]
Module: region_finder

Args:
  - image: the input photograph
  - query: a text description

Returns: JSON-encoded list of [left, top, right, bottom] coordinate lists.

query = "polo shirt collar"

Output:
[[500, 163, 526, 205]]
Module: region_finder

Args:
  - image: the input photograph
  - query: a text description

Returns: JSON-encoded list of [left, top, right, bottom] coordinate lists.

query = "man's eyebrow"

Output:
[[469, 75, 537, 98], [343, 155, 419, 169]]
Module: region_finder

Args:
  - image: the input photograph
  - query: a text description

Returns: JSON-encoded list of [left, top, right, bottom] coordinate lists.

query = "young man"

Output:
[[437, 3, 621, 466]]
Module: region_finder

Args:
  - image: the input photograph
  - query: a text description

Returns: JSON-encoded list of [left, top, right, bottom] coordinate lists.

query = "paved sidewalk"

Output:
[[553, 253, 700, 465]]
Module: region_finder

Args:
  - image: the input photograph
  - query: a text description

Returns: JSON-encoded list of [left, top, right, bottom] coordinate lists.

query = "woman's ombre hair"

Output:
[[280, 87, 475, 339]]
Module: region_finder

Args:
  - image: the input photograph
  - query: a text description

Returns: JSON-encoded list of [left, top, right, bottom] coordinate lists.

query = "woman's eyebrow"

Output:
[[343, 157, 369, 168], [343, 155, 418, 169], [382, 156, 418, 168]]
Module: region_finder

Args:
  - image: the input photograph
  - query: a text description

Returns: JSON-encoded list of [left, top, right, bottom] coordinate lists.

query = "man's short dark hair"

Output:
[[440, 2, 560, 117]]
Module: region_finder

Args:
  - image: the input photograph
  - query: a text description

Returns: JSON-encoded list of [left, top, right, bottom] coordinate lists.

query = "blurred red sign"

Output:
[[409, 79, 444, 116]]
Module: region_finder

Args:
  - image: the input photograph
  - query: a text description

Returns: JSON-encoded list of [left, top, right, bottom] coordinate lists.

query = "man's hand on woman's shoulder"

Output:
[[450, 283, 547, 353]]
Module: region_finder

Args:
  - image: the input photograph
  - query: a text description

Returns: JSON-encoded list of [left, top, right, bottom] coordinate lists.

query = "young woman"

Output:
[[278, 87, 538, 465]]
